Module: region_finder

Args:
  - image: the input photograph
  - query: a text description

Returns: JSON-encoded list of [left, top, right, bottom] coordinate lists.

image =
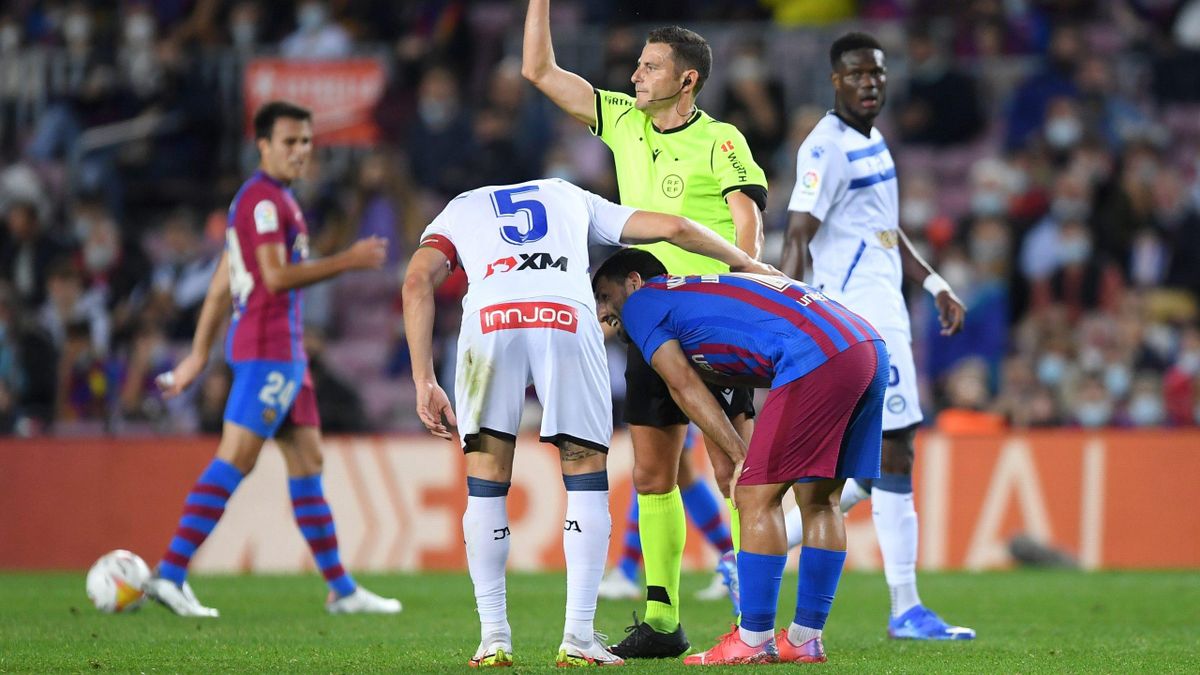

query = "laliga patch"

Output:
[[253, 200, 279, 234], [801, 170, 820, 192]]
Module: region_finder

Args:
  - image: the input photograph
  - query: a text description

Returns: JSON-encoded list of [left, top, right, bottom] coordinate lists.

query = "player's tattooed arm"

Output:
[[897, 228, 966, 335], [781, 211, 821, 281], [650, 340, 748, 500], [727, 190, 765, 262], [403, 247, 456, 440], [522, 0, 597, 126]]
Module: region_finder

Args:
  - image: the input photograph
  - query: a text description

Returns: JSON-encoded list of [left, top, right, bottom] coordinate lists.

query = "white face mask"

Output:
[[63, 12, 91, 44], [125, 14, 156, 46], [1037, 353, 1068, 386], [1103, 364, 1131, 397], [900, 199, 935, 230], [84, 243, 118, 273], [971, 191, 1006, 217], [1076, 400, 1112, 428], [231, 21, 257, 48], [1127, 395, 1165, 426], [1045, 116, 1083, 149], [297, 4, 327, 32], [1058, 236, 1093, 265], [0, 24, 20, 52]]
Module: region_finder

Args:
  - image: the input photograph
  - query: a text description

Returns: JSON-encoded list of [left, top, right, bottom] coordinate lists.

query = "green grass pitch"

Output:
[[1, 570, 1196, 672]]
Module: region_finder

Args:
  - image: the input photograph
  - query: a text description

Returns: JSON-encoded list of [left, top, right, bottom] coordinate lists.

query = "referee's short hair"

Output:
[[253, 101, 313, 141], [829, 32, 884, 70], [648, 26, 712, 94], [592, 248, 668, 291]]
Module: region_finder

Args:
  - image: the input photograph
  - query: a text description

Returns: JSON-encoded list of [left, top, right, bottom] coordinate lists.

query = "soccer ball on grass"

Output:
[[86, 549, 151, 613]]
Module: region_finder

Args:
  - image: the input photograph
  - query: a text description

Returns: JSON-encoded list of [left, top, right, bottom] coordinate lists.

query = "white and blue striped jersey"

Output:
[[787, 112, 908, 335]]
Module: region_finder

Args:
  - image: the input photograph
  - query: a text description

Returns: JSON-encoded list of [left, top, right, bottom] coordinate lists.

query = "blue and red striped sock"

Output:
[[617, 495, 642, 582], [290, 474, 357, 598], [158, 458, 243, 586], [682, 481, 734, 554]]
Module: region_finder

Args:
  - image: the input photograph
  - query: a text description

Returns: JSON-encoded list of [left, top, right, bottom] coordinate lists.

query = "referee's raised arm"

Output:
[[522, 0, 597, 127]]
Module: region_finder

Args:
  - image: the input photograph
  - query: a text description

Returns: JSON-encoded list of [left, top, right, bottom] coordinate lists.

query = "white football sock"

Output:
[[871, 487, 922, 617], [787, 623, 822, 645], [563, 489, 610, 641], [839, 478, 870, 514], [464, 495, 511, 640], [738, 626, 774, 647], [784, 507, 805, 549]]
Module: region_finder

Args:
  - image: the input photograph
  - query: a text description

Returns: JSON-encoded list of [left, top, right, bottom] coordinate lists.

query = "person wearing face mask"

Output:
[[227, 1, 261, 52], [1073, 375, 1114, 428], [1004, 25, 1081, 151], [896, 27, 985, 147], [406, 66, 478, 199], [1122, 373, 1167, 427], [280, 0, 350, 59], [1049, 220, 1102, 319], [1019, 170, 1092, 284]]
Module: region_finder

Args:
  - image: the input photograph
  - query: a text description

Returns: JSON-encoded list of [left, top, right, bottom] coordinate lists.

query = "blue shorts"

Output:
[[224, 360, 311, 438]]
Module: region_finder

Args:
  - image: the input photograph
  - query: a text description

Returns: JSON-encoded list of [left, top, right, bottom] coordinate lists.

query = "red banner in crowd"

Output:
[[243, 58, 386, 146]]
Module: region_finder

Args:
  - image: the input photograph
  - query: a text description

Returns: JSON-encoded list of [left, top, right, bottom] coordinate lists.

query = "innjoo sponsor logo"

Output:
[[480, 301, 578, 333]]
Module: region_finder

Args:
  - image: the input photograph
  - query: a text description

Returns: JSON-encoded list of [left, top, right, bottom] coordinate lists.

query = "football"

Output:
[[86, 550, 151, 613]]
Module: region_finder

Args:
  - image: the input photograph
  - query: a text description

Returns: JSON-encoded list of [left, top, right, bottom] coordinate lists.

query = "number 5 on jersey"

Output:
[[492, 186, 548, 245]]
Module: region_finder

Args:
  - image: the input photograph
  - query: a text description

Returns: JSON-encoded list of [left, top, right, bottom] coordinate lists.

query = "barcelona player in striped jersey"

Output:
[[146, 102, 399, 617], [593, 249, 887, 665]]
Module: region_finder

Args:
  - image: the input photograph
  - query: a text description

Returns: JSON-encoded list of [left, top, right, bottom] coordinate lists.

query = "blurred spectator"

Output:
[[0, 200, 70, 308], [1071, 373, 1113, 428], [758, 0, 856, 25], [896, 26, 986, 146], [720, 39, 786, 169], [227, 1, 263, 53], [471, 104, 536, 188], [55, 319, 115, 423], [305, 328, 367, 433], [1120, 371, 1166, 427], [406, 65, 477, 199], [1091, 141, 1159, 271], [1019, 170, 1090, 283], [1005, 24, 1082, 150], [345, 150, 412, 266], [1074, 55, 1146, 150], [280, 1, 351, 59], [148, 207, 221, 340], [38, 258, 110, 358]]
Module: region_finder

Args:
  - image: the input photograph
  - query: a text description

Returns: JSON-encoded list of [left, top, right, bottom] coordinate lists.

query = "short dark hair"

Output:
[[591, 248, 668, 291], [830, 32, 884, 70], [647, 26, 712, 94], [253, 101, 312, 141]]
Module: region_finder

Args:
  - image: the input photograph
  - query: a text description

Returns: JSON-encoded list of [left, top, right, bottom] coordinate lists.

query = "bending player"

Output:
[[403, 178, 775, 667], [593, 249, 886, 665], [781, 33, 973, 640], [147, 102, 399, 617]]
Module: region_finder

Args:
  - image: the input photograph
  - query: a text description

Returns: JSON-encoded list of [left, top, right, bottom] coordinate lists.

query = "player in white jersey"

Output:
[[402, 178, 774, 667], [781, 33, 974, 641]]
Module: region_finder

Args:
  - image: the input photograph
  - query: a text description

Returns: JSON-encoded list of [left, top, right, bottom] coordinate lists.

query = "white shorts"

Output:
[[455, 297, 612, 451], [878, 327, 924, 432]]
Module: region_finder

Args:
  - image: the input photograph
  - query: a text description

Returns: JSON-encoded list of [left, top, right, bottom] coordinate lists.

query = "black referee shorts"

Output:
[[623, 342, 756, 427]]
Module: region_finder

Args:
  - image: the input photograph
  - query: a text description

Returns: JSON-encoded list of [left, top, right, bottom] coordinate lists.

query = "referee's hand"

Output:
[[732, 259, 785, 278]]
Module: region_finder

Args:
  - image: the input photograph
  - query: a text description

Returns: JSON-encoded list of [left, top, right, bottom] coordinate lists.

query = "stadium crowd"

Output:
[[1, 0, 1199, 436]]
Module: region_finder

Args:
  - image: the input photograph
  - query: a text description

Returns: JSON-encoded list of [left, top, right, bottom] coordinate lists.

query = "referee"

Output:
[[523, 0, 768, 659]]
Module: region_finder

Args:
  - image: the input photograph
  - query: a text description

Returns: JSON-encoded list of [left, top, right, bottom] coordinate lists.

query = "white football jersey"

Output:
[[420, 178, 635, 316], [788, 112, 908, 335]]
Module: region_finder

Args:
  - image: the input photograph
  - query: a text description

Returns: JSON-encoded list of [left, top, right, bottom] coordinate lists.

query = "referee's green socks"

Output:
[[638, 488, 686, 633]]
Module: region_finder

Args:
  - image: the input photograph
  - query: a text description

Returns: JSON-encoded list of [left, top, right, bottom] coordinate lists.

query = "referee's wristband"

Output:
[[922, 273, 952, 298]]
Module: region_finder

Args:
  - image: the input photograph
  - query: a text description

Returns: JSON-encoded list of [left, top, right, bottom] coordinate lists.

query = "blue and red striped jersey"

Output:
[[620, 273, 883, 388], [223, 170, 309, 363]]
